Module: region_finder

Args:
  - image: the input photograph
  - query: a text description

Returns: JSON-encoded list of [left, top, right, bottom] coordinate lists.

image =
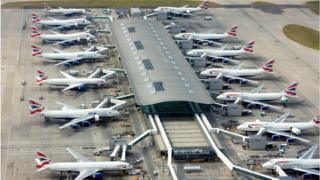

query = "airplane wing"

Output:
[[49, 30, 61, 34], [266, 129, 310, 143], [293, 167, 320, 176], [223, 75, 260, 86], [56, 101, 80, 110], [62, 83, 84, 92], [60, 71, 76, 79], [192, 38, 223, 46], [180, 4, 189, 8], [52, 48, 64, 53], [299, 145, 318, 159], [256, 127, 266, 136], [273, 112, 290, 123], [206, 55, 240, 64], [274, 165, 288, 177], [85, 46, 95, 52], [55, 57, 84, 66], [50, 23, 78, 31], [249, 84, 264, 93], [241, 99, 282, 110], [143, 12, 158, 20], [59, 116, 94, 129], [66, 148, 90, 162], [75, 169, 100, 180], [99, 70, 116, 79], [95, 98, 126, 109], [53, 37, 88, 46]]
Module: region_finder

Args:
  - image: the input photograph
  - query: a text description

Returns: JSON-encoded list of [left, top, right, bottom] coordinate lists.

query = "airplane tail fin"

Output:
[[31, 13, 41, 23], [43, 3, 51, 11], [36, 70, 48, 85], [311, 116, 320, 127], [35, 150, 51, 171], [31, 26, 41, 38], [226, 25, 238, 37], [28, 99, 45, 115], [31, 44, 43, 56], [261, 59, 275, 72], [198, 0, 209, 10], [283, 82, 298, 96], [242, 41, 255, 53]]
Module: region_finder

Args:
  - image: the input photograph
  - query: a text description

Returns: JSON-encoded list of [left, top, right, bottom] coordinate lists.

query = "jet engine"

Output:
[[92, 172, 103, 180], [240, 80, 248, 85], [71, 124, 80, 130], [94, 114, 100, 121], [281, 96, 288, 106], [260, 106, 269, 111], [80, 120, 91, 127]]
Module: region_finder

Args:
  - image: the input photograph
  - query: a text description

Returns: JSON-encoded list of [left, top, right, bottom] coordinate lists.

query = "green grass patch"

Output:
[[283, 24, 319, 50], [306, 1, 319, 15], [1, 0, 221, 9]]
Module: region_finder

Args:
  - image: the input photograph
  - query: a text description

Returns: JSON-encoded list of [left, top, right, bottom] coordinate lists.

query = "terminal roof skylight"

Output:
[[143, 59, 154, 70], [134, 41, 144, 50], [153, 82, 165, 91]]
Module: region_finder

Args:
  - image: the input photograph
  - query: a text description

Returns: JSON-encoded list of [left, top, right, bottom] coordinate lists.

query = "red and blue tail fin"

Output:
[[227, 25, 238, 37], [242, 41, 255, 53], [284, 82, 298, 96], [31, 44, 43, 56], [31, 26, 41, 38], [262, 59, 275, 72], [35, 150, 51, 170], [36, 70, 48, 85], [311, 116, 320, 127], [28, 99, 45, 115], [199, 0, 209, 10], [31, 13, 41, 23]]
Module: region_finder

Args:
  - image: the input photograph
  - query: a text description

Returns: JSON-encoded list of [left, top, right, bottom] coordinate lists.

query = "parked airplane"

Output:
[[43, 3, 86, 16], [144, 0, 208, 19], [31, 26, 97, 46], [200, 59, 275, 85], [216, 82, 299, 110], [31, 44, 107, 66], [237, 113, 320, 143], [187, 41, 255, 63], [263, 145, 320, 177], [35, 69, 115, 92], [28, 97, 126, 129], [174, 25, 238, 46], [35, 148, 131, 180], [31, 13, 91, 30]]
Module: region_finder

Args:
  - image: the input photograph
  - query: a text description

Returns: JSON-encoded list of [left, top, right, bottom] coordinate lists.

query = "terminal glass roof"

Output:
[[111, 19, 213, 105]]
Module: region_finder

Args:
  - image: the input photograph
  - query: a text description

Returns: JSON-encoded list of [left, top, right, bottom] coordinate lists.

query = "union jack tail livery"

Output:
[[262, 59, 275, 72], [31, 13, 41, 23], [31, 44, 43, 56], [311, 116, 320, 126], [28, 99, 45, 115], [227, 25, 238, 37], [43, 3, 51, 11], [31, 26, 41, 38], [284, 82, 298, 96], [35, 150, 52, 170], [242, 41, 255, 53], [36, 70, 48, 85], [199, 0, 209, 10]]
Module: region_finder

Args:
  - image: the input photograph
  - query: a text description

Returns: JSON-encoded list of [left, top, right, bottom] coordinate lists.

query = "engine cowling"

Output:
[[71, 124, 80, 130], [94, 114, 100, 121], [80, 120, 91, 127], [74, 23, 78, 27], [287, 138, 295, 143], [246, 103, 255, 109], [227, 79, 235, 83], [271, 134, 281, 140], [290, 127, 301, 135], [92, 172, 103, 180], [71, 61, 80, 65], [260, 106, 269, 111], [64, 63, 72, 68], [240, 80, 248, 85], [78, 85, 87, 91], [281, 96, 288, 106], [86, 36, 91, 41], [222, 59, 230, 64]]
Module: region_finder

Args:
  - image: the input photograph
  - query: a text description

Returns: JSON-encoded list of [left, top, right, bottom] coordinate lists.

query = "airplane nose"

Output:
[[236, 124, 245, 130], [262, 161, 273, 169], [216, 94, 224, 100]]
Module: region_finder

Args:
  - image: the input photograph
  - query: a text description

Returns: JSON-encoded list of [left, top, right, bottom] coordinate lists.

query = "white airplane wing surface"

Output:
[[274, 165, 288, 177], [249, 84, 264, 93], [66, 148, 90, 162], [53, 38, 85, 46], [273, 112, 290, 123], [75, 169, 100, 180], [256, 127, 266, 136], [143, 12, 158, 20], [293, 167, 320, 176], [52, 48, 64, 53], [50, 23, 78, 31], [60, 71, 76, 79], [62, 83, 84, 92], [266, 129, 310, 143], [59, 116, 94, 129], [299, 145, 318, 159], [241, 99, 282, 110], [223, 75, 260, 86], [192, 38, 223, 46], [55, 57, 84, 66], [56, 101, 80, 110], [49, 30, 61, 34], [206, 54, 240, 64]]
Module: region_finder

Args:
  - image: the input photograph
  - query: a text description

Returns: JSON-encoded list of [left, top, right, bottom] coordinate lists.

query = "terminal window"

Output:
[[128, 27, 135, 33], [134, 41, 144, 50], [153, 82, 165, 91], [142, 59, 154, 70]]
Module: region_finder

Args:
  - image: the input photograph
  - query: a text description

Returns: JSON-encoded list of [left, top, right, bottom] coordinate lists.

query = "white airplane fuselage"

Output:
[[237, 121, 315, 132], [263, 159, 320, 170], [41, 108, 120, 119], [42, 78, 105, 87], [46, 9, 86, 15], [40, 32, 94, 41], [47, 161, 129, 172], [217, 92, 285, 102], [39, 18, 90, 27], [154, 7, 202, 14], [200, 68, 264, 77], [187, 48, 246, 57], [42, 51, 105, 61], [175, 33, 229, 40]]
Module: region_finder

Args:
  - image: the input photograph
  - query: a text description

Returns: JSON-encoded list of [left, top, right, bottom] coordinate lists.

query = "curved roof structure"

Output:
[[111, 19, 213, 106]]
